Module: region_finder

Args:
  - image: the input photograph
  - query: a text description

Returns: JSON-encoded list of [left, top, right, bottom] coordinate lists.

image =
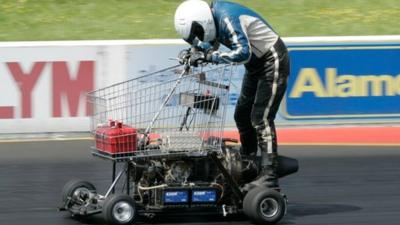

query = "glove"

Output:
[[178, 49, 191, 65], [189, 50, 206, 67], [205, 50, 220, 64], [178, 48, 207, 67]]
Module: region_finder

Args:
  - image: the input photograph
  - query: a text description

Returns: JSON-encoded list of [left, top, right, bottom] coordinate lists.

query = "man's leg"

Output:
[[246, 43, 290, 190], [253, 84, 287, 190], [234, 71, 258, 156]]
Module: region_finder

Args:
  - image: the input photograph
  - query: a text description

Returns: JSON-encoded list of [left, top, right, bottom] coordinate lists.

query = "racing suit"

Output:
[[201, 1, 290, 189]]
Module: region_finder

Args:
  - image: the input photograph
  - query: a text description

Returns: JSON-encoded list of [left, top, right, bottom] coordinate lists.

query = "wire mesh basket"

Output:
[[88, 64, 233, 161]]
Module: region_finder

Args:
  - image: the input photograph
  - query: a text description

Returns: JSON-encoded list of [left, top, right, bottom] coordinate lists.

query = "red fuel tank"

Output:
[[95, 121, 137, 154]]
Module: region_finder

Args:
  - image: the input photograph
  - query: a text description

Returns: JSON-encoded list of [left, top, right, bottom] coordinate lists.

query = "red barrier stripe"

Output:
[[222, 126, 400, 146]]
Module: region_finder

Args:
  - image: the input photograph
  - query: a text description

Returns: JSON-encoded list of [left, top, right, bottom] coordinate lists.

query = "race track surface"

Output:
[[0, 140, 399, 225]]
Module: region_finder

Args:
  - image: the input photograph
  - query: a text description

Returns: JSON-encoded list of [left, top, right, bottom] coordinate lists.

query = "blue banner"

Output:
[[283, 46, 400, 119]]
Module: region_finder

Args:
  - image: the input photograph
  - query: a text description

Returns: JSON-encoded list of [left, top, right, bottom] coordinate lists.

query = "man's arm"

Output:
[[212, 16, 252, 64]]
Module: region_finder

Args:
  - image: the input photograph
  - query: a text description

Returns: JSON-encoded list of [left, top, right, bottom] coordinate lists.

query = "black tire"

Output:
[[243, 187, 286, 225], [62, 179, 96, 203], [102, 194, 137, 225]]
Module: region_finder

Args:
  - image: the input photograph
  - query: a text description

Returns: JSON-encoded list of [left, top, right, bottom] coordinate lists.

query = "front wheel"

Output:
[[243, 187, 286, 225], [102, 194, 137, 225], [62, 179, 97, 208]]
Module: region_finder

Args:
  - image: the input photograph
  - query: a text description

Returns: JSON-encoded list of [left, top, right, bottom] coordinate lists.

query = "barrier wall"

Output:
[[1, 36, 400, 133]]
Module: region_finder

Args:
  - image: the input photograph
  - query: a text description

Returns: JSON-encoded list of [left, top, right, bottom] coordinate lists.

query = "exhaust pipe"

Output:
[[277, 155, 299, 178]]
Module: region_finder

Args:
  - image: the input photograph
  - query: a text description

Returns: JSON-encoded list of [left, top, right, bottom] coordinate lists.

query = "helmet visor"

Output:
[[184, 21, 205, 44]]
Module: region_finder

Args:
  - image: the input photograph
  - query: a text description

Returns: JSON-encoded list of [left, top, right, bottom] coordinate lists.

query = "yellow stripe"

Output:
[[280, 142, 400, 147]]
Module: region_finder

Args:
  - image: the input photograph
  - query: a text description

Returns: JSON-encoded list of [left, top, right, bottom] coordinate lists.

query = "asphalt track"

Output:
[[0, 140, 399, 225]]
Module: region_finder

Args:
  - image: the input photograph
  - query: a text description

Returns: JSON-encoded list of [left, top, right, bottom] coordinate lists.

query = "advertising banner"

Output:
[[0, 44, 126, 133], [283, 45, 400, 119]]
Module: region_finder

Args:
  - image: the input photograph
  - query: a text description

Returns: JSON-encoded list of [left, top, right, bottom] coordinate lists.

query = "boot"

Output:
[[242, 153, 280, 192]]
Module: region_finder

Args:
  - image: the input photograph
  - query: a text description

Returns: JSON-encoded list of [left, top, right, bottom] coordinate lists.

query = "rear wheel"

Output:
[[103, 194, 137, 225], [243, 187, 286, 225]]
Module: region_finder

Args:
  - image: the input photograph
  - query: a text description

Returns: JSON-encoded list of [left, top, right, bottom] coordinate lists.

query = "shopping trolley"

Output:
[[89, 63, 231, 161], [60, 58, 298, 225]]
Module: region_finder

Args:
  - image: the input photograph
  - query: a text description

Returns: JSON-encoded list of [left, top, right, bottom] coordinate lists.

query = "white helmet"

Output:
[[174, 0, 216, 44]]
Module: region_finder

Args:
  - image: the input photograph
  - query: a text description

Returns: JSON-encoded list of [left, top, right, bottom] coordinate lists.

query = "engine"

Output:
[[164, 161, 191, 184], [132, 147, 258, 201]]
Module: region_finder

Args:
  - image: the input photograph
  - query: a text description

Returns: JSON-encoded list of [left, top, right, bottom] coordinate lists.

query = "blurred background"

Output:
[[1, 0, 400, 41]]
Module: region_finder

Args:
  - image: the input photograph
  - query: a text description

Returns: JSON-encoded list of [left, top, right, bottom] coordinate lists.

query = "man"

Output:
[[174, 0, 290, 191]]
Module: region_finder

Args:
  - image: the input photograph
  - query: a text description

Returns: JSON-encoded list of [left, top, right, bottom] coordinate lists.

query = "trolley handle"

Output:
[[139, 62, 191, 146]]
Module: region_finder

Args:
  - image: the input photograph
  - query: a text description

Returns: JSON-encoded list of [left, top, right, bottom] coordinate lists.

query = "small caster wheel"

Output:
[[102, 194, 137, 225], [243, 187, 286, 225], [62, 179, 97, 204]]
